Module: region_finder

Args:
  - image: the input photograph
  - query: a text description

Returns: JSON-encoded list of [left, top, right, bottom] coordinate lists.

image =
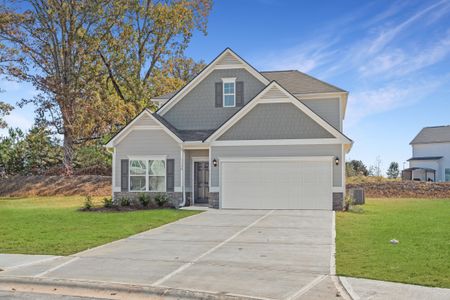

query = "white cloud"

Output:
[[346, 79, 443, 127], [255, 0, 450, 127]]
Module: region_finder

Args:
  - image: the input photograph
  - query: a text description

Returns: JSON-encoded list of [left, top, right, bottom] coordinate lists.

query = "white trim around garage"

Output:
[[219, 156, 334, 209]]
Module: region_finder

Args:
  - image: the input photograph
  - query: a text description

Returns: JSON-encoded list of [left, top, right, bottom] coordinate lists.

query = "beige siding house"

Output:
[[105, 48, 353, 210]]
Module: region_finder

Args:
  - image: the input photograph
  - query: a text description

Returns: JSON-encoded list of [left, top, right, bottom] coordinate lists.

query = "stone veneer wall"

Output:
[[208, 192, 219, 208], [332, 192, 343, 211], [113, 192, 182, 207]]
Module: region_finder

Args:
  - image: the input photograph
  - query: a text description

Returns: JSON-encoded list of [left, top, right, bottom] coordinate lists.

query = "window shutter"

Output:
[[215, 82, 223, 107], [166, 159, 175, 192], [121, 159, 129, 192], [236, 81, 244, 106]]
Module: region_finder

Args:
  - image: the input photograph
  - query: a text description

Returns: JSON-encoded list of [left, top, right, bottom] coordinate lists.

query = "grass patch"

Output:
[[0, 196, 200, 256], [336, 198, 450, 288]]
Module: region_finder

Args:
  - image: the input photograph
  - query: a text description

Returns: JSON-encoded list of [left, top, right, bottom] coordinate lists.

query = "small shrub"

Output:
[[343, 194, 354, 211], [138, 193, 151, 207], [154, 193, 169, 207], [83, 195, 93, 210], [103, 197, 114, 208], [120, 197, 131, 207]]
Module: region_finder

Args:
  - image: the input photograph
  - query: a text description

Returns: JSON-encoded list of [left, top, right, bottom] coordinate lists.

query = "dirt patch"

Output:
[[0, 175, 111, 197], [347, 180, 450, 198]]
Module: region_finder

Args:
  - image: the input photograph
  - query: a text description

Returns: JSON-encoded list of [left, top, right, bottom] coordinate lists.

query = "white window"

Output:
[[222, 78, 236, 107], [129, 158, 166, 192], [149, 160, 166, 191], [130, 160, 146, 191], [445, 168, 450, 182]]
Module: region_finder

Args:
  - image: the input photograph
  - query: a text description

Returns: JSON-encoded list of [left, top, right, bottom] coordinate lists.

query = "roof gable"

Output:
[[157, 48, 269, 115], [205, 81, 352, 146], [218, 102, 334, 140], [105, 109, 182, 147], [411, 126, 450, 144]]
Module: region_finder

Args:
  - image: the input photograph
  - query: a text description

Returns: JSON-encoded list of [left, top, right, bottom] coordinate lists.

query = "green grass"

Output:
[[0, 196, 201, 256], [336, 198, 450, 288]]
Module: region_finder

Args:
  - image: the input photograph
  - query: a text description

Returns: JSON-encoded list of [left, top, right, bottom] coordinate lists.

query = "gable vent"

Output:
[[216, 53, 241, 66], [262, 86, 289, 100]]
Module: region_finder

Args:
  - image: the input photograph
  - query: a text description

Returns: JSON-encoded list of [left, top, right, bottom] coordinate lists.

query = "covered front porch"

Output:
[[402, 167, 436, 182]]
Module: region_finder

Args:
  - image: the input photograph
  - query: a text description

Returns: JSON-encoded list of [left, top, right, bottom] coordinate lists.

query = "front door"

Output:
[[194, 161, 209, 204]]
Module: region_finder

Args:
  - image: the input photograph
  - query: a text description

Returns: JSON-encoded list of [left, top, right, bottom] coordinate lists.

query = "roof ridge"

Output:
[[260, 70, 297, 73], [422, 125, 450, 129]]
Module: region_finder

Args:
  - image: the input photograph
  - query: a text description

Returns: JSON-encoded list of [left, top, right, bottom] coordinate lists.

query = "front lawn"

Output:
[[336, 198, 450, 288], [0, 196, 200, 256]]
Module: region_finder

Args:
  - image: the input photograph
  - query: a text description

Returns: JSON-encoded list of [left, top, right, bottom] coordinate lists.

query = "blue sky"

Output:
[[1, 0, 449, 173]]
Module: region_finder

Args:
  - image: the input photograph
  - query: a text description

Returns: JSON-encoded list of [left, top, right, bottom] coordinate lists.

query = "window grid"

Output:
[[223, 82, 236, 107], [129, 159, 166, 192]]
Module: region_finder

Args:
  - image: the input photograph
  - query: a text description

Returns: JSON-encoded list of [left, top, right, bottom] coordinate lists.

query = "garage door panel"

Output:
[[221, 159, 332, 210]]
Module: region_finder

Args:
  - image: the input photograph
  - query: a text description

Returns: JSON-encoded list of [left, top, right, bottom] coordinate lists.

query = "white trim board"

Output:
[[205, 81, 353, 145], [157, 48, 269, 115], [218, 156, 334, 163], [211, 139, 343, 147]]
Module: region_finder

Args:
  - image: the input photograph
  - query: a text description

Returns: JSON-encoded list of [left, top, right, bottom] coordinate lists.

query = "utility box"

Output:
[[348, 188, 365, 205]]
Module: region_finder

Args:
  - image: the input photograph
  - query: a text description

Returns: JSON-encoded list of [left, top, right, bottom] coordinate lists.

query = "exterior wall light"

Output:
[[335, 157, 340, 166], [213, 159, 218, 167]]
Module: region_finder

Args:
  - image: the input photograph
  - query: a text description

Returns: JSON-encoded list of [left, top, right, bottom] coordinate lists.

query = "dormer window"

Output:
[[222, 78, 236, 107]]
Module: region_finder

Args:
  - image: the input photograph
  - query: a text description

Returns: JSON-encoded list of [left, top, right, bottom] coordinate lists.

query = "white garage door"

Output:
[[221, 158, 332, 209]]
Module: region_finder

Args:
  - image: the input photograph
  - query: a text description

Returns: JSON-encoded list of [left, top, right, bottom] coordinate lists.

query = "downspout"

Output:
[[179, 147, 186, 207]]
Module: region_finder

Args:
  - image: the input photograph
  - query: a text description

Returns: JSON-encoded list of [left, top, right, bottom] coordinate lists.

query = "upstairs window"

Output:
[[222, 78, 236, 107]]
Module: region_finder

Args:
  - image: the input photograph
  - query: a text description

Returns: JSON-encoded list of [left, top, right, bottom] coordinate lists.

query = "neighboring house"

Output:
[[403, 125, 450, 182], [105, 48, 353, 210]]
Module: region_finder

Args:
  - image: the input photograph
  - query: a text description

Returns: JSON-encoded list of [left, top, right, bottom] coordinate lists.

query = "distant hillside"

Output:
[[347, 178, 450, 198], [0, 175, 111, 197]]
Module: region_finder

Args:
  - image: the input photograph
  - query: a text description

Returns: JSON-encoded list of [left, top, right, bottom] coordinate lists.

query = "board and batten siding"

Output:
[[300, 98, 341, 130], [163, 68, 265, 130], [210, 144, 343, 188], [133, 114, 159, 126], [114, 129, 181, 189], [218, 103, 334, 140]]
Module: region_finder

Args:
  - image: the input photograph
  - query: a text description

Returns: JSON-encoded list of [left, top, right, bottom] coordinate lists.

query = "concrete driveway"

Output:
[[0, 209, 340, 300]]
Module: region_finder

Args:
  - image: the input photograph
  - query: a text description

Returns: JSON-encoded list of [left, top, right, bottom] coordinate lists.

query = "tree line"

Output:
[[346, 160, 400, 179], [0, 0, 212, 176]]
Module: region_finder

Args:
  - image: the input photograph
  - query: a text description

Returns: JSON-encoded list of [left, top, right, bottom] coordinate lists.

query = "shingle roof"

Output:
[[153, 91, 177, 99], [152, 113, 213, 141], [261, 70, 346, 94], [410, 126, 450, 144]]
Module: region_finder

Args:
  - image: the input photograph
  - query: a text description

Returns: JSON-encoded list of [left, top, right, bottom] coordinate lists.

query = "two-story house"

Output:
[[403, 125, 450, 182], [105, 48, 353, 210]]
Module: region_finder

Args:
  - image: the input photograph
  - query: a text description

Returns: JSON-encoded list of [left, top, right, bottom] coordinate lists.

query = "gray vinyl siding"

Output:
[[114, 129, 181, 189], [163, 68, 265, 130], [133, 114, 158, 126], [300, 98, 340, 130], [184, 149, 209, 191], [211, 144, 342, 188], [218, 103, 334, 140]]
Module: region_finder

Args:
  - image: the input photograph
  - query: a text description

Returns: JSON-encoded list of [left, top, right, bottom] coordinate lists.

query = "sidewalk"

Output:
[[340, 276, 450, 300]]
